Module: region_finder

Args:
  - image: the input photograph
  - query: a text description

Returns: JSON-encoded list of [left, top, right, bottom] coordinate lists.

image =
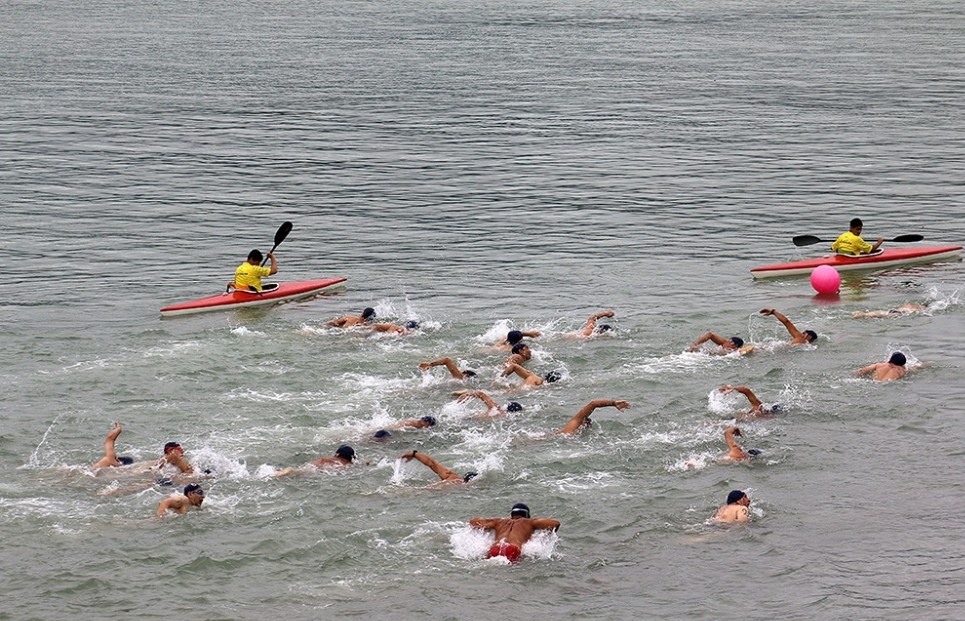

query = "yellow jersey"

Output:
[[234, 262, 272, 291], [830, 231, 872, 255]]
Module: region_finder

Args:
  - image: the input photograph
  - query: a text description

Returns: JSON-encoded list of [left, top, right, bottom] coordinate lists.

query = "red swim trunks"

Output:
[[487, 541, 522, 563]]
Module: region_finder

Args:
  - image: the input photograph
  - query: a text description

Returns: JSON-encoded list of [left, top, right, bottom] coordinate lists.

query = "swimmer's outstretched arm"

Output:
[[853, 364, 878, 377], [720, 385, 762, 410], [531, 518, 561, 531], [419, 357, 464, 379], [760, 308, 804, 339], [558, 399, 631, 434], [102, 421, 122, 460], [690, 332, 726, 351], [401, 450, 458, 481], [454, 390, 499, 410], [582, 310, 614, 336]]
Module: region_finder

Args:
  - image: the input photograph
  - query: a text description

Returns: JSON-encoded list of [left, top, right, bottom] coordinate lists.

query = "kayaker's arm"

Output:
[[870, 237, 885, 252], [266, 252, 278, 276]]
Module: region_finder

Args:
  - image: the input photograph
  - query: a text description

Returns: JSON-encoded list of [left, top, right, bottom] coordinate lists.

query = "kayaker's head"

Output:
[[888, 352, 907, 366], [361, 307, 376, 321], [803, 330, 818, 343], [849, 218, 863, 234], [729, 336, 745, 348], [247, 249, 263, 264]]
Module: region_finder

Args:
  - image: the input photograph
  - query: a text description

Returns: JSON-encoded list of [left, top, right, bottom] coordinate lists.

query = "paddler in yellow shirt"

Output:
[[830, 218, 884, 255], [233, 249, 278, 292]]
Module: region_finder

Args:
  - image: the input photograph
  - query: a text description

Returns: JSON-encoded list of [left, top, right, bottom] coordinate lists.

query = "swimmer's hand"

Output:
[[759, 308, 775, 316], [613, 400, 631, 411], [401, 450, 417, 461], [418, 362, 431, 371]]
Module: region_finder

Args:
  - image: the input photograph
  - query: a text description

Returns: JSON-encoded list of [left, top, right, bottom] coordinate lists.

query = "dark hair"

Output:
[[335, 445, 356, 461], [544, 371, 562, 383], [803, 330, 818, 343], [462, 471, 478, 483], [506, 401, 523, 412], [247, 249, 263, 262], [163, 442, 181, 454], [361, 307, 376, 320], [506, 330, 524, 345], [888, 352, 907, 366], [730, 336, 744, 348], [511, 342, 529, 355], [850, 218, 863, 229], [726, 490, 747, 504], [405, 320, 420, 330], [118, 456, 134, 465], [510, 502, 530, 518], [184, 483, 204, 496], [420, 415, 437, 426]]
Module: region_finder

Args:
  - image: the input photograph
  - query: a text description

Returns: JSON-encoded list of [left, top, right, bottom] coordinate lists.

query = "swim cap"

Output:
[[506, 401, 523, 412], [730, 337, 744, 348], [804, 330, 818, 343], [373, 429, 392, 439], [335, 445, 356, 461], [247, 249, 263, 262], [506, 330, 524, 345], [747, 449, 762, 456], [767, 404, 782, 413], [361, 307, 376, 320], [544, 371, 562, 383], [163, 442, 181, 454], [510, 502, 530, 518], [420, 415, 437, 426], [462, 369, 478, 378], [596, 324, 613, 333], [726, 490, 746, 504], [184, 483, 204, 496], [462, 471, 478, 483], [156, 477, 174, 487], [888, 352, 907, 366], [118, 456, 134, 465], [405, 320, 420, 330]]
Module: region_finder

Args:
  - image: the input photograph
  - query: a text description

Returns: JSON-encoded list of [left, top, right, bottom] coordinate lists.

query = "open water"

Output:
[[1, 0, 964, 619]]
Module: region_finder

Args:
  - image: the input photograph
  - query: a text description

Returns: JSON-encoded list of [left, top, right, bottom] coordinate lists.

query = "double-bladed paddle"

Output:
[[792, 234, 923, 247], [261, 221, 294, 266]]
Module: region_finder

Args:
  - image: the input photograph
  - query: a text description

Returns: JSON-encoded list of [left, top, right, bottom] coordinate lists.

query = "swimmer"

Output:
[[399, 450, 477, 485], [156, 483, 205, 517], [386, 416, 438, 430], [718, 385, 778, 419], [722, 426, 754, 462], [502, 362, 562, 388], [568, 309, 616, 339], [327, 307, 376, 328], [689, 333, 754, 355], [853, 352, 914, 382], [452, 389, 523, 419], [91, 421, 135, 469], [274, 444, 357, 477], [493, 329, 541, 352], [469, 503, 560, 564], [557, 399, 631, 435], [502, 342, 533, 374], [852, 304, 927, 319], [759, 308, 817, 345], [418, 357, 478, 380], [713, 490, 751, 523], [370, 320, 420, 335], [157, 441, 195, 475]]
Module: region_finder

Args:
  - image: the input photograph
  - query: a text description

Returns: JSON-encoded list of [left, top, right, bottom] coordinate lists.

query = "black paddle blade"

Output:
[[792, 235, 823, 247], [891, 234, 924, 243], [275, 221, 293, 246]]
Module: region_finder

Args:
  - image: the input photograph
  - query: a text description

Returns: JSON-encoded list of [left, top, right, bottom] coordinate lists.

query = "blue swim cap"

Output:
[[405, 320, 420, 330], [506, 401, 523, 412], [420, 415, 437, 426], [510, 502, 530, 518]]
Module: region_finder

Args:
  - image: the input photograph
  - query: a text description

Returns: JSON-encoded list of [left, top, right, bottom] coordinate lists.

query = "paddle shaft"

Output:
[[792, 234, 923, 247], [261, 222, 293, 266]]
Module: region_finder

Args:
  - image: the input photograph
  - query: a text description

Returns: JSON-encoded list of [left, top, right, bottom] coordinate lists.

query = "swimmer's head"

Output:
[[596, 324, 613, 334], [803, 330, 818, 343], [335, 445, 356, 462], [420, 415, 437, 427], [163, 442, 182, 454], [361, 307, 376, 320], [405, 320, 420, 330], [888, 352, 907, 366], [247, 249, 263, 263], [747, 449, 763, 456], [462, 369, 478, 378], [506, 330, 524, 345], [766, 404, 782, 414], [726, 490, 748, 504], [506, 401, 523, 413], [510, 502, 530, 518], [117, 456, 134, 465], [730, 337, 744, 348], [373, 429, 392, 440], [462, 471, 478, 483], [511, 342, 530, 355], [544, 371, 562, 383], [184, 483, 204, 497]]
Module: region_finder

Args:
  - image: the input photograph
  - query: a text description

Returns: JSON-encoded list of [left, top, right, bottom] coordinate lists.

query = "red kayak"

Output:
[[751, 246, 962, 279], [160, 278, 347, 317]]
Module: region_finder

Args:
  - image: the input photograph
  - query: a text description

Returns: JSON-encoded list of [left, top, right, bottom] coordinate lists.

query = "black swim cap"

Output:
[[804, 330, 818, 343], [118, 456, 134, 465], [420, 415, 437, 426], [184, 483, 204, 496], [596, 324, 613, 333], [730, 337, 744, 348], [888, 352, 907, 366], [247, 249, 263, 262], [544, 371, 562, 383], [748, 449, 762, 456], [362, 307, 376, 320], [726, 490, 747, 504], [506, 330, 524, 345], [506, 401, 523, 412], [405, 320, 420, 330], [510, 502, 530, 518], [335, 445, 356, 461], [462, 369, 478, 378], [462, 471, 478, 483], [373, 429, 392, 439]]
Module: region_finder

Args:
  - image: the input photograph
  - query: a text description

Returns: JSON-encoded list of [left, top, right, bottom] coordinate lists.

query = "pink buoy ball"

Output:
[[810, 265, 841, 294]]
